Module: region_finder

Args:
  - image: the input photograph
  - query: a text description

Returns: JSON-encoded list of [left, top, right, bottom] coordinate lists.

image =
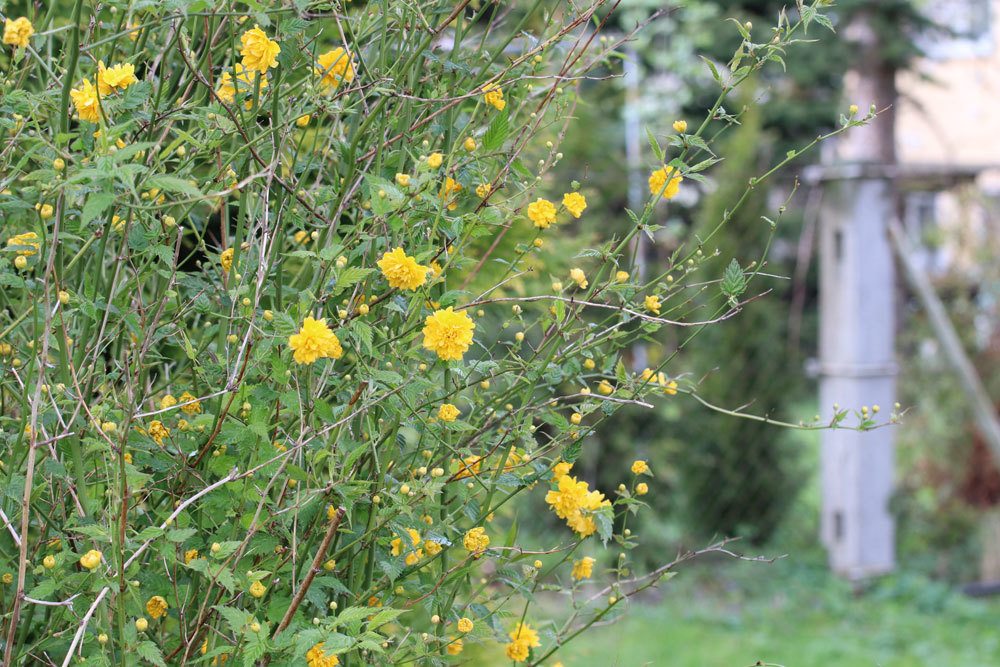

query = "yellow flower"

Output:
[[248, 580, 266, 598], [562, 192, 587, 218], [79, 549, 102, 570], [135, 617, 148, 632], [438, 403, 460, 422], [526, 198, 556, 229], [598, 380, 613, 395], [476, 182, 492, 198], [390, 528, 424, 565], [220, 247, 234, 273], [178, 391, 202, 415], [454, 455, 483, 480], [305, 643, 340, 667], [427, 152, 443, 169], [663, 379, 678, 396], [552, 461, 573, 480], [615, 270, 630, 283], [377, 247, 428, 291], [390, 528, 422, 557], [482, 83, 506, 111], [463, 137, 477, 152], [97, 61, 138, 96], [240, 25, 280, 74], [446, 638, 464, 655], [395, 173, 411, 187], [673, 119, 688, 133], [631, 460, 649, 475], [184, 548, 199, 564], [505, 623, 541, 663], [160, 394, 177, 410], [70, 79, 102, 124], [7, 232, 39, 257], [315, 47, 354, 90], [148, 420, 170, 446], [422, 307, 475, 361], [439, 177, 463, 210], [145, 595, 168, 620], [424, 540, 443, 556], [457, 617, 474, 633], [296, 114, 311, 127], [572, 556, 596, 580], [569, 268, 588, 289], [289, 317, 343, 365], [636, 482, 649, 495], [648, 167, 683, 199], [463, 527, 490, 556], [544, 474, 610, 537], [3, 17, 33, 48], [43, 555, 56, 569], [644, 294, 661, 315], [216, 63, 268, 104]]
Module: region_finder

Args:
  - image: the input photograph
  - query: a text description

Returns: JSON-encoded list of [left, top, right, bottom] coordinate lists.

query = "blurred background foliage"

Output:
[[515, 0, 1000, 589]]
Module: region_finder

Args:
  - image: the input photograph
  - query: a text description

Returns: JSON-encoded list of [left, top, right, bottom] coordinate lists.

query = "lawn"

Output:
[[541, 556, 1000, 666], [465, 547, 1000, 666]]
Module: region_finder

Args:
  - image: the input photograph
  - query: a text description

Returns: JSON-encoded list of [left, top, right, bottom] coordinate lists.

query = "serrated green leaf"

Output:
[[136, 640, 166, 666], [166, 528, 197, 543], [720, 258, 747, 302], [483, 112, 509, 151], [81, 192, 116, 226], [145, 174, 202, 198]]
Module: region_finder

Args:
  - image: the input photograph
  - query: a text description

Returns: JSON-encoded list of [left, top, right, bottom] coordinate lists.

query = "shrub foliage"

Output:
[[0, 1, 866, 664]]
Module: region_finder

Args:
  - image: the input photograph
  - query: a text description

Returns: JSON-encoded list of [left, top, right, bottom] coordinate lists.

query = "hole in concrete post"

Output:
[[834, 510, 844, 542], [834, 228, 843, 263]]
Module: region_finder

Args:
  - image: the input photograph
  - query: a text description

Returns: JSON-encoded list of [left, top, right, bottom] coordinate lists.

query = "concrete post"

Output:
[[817, 166, 897, 577]]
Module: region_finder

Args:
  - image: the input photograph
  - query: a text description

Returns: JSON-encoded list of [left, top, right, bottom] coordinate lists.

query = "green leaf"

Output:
[[594, 504, 614, 545], [26, 578, 57, 600], [134, 526, 165, 542], [145, 174, 202, 198], [720, 259, 747, 304], [367, 607, 407, 628], [80, 192, 116, 226], [483, 111, 509, 151], [136, 640, 167, 666], [166, 528, 197, 543], [645, 127, 664, 163], [332, 267, 374, 296], [332, 606, 372, 628], [214, 605, 252, 633]]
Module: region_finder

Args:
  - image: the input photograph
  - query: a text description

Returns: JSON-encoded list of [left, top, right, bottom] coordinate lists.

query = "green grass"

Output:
[[465, 550, 1000, 666], [546, 557, 1000, 666]]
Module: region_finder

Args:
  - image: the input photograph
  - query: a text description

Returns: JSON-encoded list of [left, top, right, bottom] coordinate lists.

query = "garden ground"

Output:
[[553, 555, 1000, 666], [469, 553, 1000, 665]]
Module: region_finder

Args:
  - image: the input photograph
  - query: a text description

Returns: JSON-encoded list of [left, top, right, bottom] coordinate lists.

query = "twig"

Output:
[[60, 586, 110, 667], [0, 507, 20, 547], [264, 507, 346, 661]]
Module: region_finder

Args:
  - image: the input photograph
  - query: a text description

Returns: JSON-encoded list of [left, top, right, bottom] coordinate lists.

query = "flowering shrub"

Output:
[[0, 1, 878, 665]]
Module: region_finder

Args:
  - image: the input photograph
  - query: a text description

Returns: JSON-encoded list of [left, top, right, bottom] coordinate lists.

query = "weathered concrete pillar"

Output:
[[817, 166, 897, 577]]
